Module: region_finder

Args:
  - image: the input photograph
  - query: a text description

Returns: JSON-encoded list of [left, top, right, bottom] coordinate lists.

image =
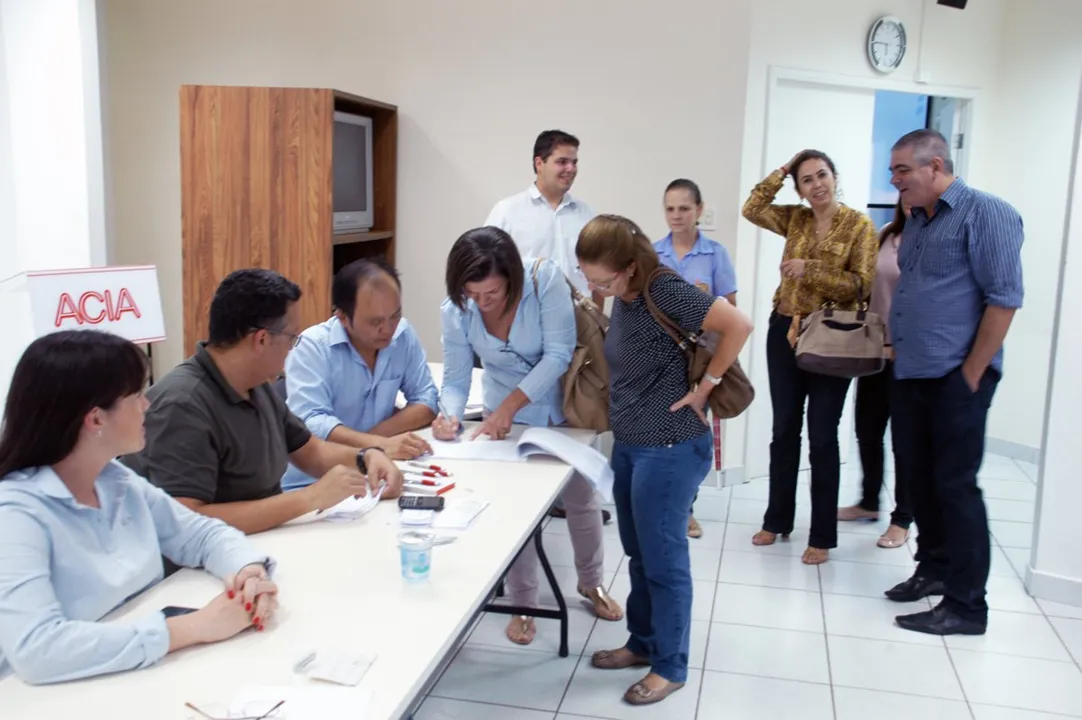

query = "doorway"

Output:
[[743, 76, 972, 482]]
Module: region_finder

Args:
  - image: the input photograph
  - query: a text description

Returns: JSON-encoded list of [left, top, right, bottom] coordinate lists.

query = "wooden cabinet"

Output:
[[180, 85, 397, 355]]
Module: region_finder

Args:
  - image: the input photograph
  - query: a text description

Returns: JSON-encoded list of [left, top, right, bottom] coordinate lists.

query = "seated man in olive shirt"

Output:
[[122, 269, 403, 535]]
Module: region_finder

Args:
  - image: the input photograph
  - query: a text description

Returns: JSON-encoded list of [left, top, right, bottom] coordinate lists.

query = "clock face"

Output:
[[867, 16, 907, 73]]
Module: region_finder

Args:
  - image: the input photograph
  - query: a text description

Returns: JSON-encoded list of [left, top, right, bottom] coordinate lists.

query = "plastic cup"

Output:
[[397, 531, 434, 581]]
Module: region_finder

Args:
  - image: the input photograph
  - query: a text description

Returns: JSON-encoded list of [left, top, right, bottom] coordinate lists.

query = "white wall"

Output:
[[0, 0, 108, 399], [735, 0, 1008, 475], [103, 0, 754, 382], [983, 0, 1082, 458], [1027, 71, 1082, 606]]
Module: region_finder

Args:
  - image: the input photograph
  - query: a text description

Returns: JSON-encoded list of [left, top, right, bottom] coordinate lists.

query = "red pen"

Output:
[[406, 478, 438, 487], [406, 461, 451, 476], [406, 470, 439, 478]]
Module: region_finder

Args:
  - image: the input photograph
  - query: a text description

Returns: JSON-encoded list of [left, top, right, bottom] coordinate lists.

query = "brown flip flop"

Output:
[[591, 647, 650, 670], [624, 678, 685, 705], [505, 615, 535, 645], [579, 585, 624, 621]]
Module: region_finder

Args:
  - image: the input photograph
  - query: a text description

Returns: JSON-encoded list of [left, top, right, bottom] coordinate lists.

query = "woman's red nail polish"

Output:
[[227, 591, 235, 600], [257, 625, 264, 632], [245, 602, 252, 612], [252, 616, 261, 625]]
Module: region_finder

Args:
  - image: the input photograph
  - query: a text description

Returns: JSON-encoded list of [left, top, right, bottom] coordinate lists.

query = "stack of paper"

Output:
[[320, 483, 385, 523]]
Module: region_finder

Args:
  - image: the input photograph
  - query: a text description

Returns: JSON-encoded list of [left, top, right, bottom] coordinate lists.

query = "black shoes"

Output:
[[885, 575, 945, 603], [896, 605, 986, 636]]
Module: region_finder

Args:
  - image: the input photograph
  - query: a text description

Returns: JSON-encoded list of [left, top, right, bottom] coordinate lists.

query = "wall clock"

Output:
[[867, 16, 907, 73]]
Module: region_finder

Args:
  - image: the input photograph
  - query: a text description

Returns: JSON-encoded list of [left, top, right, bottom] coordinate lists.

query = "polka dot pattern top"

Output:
[[604, 271, 716, 447]]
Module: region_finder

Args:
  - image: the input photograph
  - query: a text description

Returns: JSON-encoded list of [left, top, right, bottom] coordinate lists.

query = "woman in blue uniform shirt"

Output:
[[654, 178, 738, 538]]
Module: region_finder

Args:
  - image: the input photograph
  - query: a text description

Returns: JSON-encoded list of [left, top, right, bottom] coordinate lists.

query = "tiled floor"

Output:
[[415, 452, 1082, 719]]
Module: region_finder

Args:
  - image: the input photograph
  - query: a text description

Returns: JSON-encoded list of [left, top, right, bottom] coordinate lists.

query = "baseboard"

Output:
[[986, 436, 1041, 465], [1025, 565, 1082, 607]]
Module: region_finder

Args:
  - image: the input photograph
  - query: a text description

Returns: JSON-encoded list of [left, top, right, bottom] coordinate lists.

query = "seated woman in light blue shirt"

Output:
[[655, 178, 739, 540], [0, 330, 277, 685], [434, 226, 622, 647]]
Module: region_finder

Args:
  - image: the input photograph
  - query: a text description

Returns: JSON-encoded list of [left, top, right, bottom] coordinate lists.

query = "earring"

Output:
[[95, 429, 103, 438]]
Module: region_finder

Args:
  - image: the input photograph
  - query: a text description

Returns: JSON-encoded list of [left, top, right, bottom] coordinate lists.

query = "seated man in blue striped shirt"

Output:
[[884, 129, 1024, 636], [281, 259, 439, 491]]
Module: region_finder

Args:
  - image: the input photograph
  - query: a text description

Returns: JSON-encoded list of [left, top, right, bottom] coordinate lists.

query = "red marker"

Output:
[[407, 478, 438, 487], [406, 470, 439, 479], [406, 461, 451, 476]]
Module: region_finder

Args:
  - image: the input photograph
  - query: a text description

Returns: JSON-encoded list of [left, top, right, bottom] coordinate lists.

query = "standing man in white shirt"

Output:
[[485, 129, 608, 523], [485, 129, 604, 308]]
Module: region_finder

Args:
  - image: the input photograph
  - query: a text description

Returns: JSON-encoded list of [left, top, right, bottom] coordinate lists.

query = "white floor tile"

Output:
[[469, 605, 598, 657], [828, 634, 964, 700], [833, 687, 971, 720], [1001, 546, 1033, 580], [1014, 460, 1041, 481], [713, 583, 825, 633], [829, 537, 917, 568], [979, 477, 1037, 502], [945, 610, 1070, 661], [727, 498, 812, 529], [718, 550, 821, 592], [985, 498, 1037, 523], [951, 648, 1082, 716], [819, 560, 915, 600], [1049, 616, 1082, 665], [989, 520, 1035, 549], [699, 671, 834, 720], [977, 463, 1033, 483], [986, 574, 1041, 614], [730, 479, 771, 501], [582, 615, 710, 670], [686, 519, 725, 550], [836, 515, 897, 537], [604, 574, 717, 623], [971, 705, 1081, 720], [542, 531, 626, 576], [417, 697, 556, 720], [430, 646, 578, 712], [989, 543, 1020, 578], [704, 622, 830, 684], [559, 663, 702, 720], [822, 593, 940, 646], [1039, 598, 1082, 620], [691, 493, 729, 522]]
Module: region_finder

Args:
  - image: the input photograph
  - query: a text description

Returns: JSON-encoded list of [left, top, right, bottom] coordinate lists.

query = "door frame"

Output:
[[735, 66, 980, 482]]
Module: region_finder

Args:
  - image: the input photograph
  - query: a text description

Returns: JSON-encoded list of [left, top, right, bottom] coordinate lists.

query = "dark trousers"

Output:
[[853, 361, 912, 528], [763, 313, 852, 549], [890, 366, 998, 624]]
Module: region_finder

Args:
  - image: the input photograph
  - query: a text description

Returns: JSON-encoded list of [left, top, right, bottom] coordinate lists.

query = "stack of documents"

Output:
[[320, 483, 385, 523], [431, 498, 490, 530]]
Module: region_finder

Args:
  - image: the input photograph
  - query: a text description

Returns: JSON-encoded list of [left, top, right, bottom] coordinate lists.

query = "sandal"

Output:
[[578, 585, 624, 621], [591, 647, 649, 670], [688, 516, 703, 539], [802, 547, 829, 565], [505, 615, 536, 645], [752, 530, 790, 546], [624, 675, 685, 706], [877, 525, 910, 549]]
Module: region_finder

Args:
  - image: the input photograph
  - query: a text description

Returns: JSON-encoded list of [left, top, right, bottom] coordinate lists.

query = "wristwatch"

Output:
[[355, 447, 387, 474], [702, 372, 724, 387]]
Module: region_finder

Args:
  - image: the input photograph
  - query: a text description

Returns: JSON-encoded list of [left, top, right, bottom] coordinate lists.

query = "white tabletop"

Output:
[[0, 437, 594, 720]]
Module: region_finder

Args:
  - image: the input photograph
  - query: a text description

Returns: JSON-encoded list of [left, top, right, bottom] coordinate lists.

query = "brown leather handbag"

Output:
[[794, 282, 887, 378], [643, 268, 755, 420], [530, 260, 611, 431]]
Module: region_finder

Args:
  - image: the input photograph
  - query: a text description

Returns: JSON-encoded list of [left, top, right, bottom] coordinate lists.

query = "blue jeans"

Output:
[[612, 432, 712, 683]]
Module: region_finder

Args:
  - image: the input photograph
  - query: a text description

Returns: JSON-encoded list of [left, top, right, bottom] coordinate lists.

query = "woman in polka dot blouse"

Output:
[[576, 215, 754, 707]]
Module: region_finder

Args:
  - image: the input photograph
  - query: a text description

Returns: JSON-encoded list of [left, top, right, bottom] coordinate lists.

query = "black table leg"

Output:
[[483, 523, 570, 657]]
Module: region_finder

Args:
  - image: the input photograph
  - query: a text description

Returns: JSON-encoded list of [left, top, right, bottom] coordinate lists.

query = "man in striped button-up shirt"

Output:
[[883, 129, 1024, 637]]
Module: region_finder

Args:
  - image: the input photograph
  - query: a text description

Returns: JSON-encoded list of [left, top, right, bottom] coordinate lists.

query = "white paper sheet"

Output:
[[229, 685, 371, 720], [417, 427, 614, 503]]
